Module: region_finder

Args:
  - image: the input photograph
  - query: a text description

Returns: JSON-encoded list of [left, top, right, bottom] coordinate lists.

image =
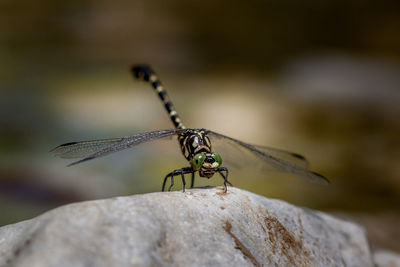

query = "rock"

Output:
[[0, 187, 374, 267], [374, 250, 400, 267]]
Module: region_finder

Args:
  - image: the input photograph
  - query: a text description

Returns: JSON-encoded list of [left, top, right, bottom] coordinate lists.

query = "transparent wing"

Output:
[[51, 128, 187, 166], [51, 138, 126, 159], [250, 144, 310, 169], [207, 130, 329, 185]]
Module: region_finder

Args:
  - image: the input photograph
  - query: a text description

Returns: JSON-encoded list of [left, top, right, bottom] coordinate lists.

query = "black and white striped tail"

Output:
[[131, 65, 185, 129]]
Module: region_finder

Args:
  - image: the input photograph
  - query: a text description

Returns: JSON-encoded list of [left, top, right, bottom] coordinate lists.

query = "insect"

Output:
[[51, 65, 329, 192]]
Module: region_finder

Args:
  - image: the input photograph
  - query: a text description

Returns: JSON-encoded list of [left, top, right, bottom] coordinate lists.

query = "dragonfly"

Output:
[[51, 65, 329, 192]]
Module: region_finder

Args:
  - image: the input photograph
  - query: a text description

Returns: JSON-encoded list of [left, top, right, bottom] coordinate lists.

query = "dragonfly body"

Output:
[[52, 65, 329, 192], [131, 65, 229, 190]]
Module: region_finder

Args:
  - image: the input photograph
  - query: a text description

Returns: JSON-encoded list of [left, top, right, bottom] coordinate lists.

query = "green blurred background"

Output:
[[1, 0, 399, 252]]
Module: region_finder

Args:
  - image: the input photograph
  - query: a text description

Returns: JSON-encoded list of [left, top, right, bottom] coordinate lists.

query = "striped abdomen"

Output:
[[131, 65, 185, 129]]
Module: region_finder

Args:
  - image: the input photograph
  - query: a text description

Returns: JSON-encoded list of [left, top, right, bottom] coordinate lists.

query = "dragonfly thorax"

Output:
[[178, 129, 212, 160]]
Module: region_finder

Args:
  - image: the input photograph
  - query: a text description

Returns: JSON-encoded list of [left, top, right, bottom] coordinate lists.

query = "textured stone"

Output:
[[0, 187, 374, 267], [374, 250, 400, 267]]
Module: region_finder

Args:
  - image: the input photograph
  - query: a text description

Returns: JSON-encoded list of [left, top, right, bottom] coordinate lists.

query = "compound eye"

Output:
[[192, 154, 206, 170], [211, 152, 222, 166]]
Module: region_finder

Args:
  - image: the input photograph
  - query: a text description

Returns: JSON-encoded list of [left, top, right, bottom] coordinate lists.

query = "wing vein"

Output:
[[51, 128, 187, 166], [207, 130, 329, 185]]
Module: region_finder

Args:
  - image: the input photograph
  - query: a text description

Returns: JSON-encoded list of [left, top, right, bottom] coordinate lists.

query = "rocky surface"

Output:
[[374, 250, 400, 267], [0, 187, 375, 267]]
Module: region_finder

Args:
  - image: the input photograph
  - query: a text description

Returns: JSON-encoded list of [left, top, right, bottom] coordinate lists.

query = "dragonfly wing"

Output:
[[51, 128, 187, 166], [250, 144, 310, 169], [207, 130, 329, 185], [50, 138, 125, 159]]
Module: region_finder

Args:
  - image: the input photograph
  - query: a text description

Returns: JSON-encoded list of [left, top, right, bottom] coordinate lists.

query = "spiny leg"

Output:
[[162, 172, 173, 192], [162, 167, 194, 192], [168, 175, 175, 191], [218, 167, 232, 186], [190, 172, 195, 188], [217, 167, 231, 192], [181, 172, 186, 192]]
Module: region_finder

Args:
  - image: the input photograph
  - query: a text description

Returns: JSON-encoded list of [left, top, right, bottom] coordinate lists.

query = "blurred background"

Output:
[[1, 0, 399, 252]]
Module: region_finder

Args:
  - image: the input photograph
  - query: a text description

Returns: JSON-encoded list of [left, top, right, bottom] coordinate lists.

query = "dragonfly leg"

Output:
[[181, 172, 186, 192], [168, 175, 175, 191], [190, 172, 195, 188], [162, 173, 169, 191], [179, 167, 194, 192], [162, 171, 175, 192], [217, 167, 231, 193], [162, 167, 193, 192]]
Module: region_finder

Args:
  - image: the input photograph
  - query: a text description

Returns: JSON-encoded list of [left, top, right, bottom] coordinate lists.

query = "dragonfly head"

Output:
[[191, 152, 222, 178]]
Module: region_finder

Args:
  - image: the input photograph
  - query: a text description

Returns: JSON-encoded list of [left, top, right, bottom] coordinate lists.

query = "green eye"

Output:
[[212, 152, 222, 166], [192, 154, 206, 170]]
